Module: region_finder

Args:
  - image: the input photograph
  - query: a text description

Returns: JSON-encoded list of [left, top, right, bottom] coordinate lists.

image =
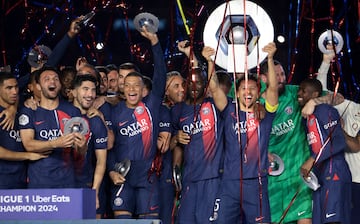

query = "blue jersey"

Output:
[[306, 104, 351, 181], [159, 105, 172, 180], [108, 42, 166, 177], [75, 115, 108, 187], [221, 101, 275, 180], [18, 101, 81, 188], [0, 106, 27, 189], [171, 98, 224, 182], [99, 101, 113, 129], [109, 96, 161, 170]]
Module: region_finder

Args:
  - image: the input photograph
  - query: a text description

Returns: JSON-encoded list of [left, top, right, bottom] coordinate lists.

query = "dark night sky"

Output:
[[1, 0, 360, 101]]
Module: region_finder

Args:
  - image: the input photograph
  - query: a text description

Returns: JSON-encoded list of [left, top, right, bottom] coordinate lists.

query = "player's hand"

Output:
[[24, 97, 39, 110], [262, 42, 277, 59], [157, 131, 171, 153], [301, 99, 316, 118], [68, 16, 83, 38], [52, 133, 75, 148], [76, 57, 88, 71], [176, 130, 190, 145], [323, 44, 336, 64], [92, 96, 106, 109], [109, 171, 126, 185], [139, 26, 158, 46], [300, 157, 315, 178], [87, 107, 104, 120], [202, 46, 215, 62], [73, 132, 87, 154], [27, 152, 48, 161], [177, 40, 191, 57], [0, 105, 16, 131]]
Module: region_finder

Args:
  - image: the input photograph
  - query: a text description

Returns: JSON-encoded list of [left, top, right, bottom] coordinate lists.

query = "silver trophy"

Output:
[[133, 12, 159, 34], [268, 153, 285, 176], [64, 117, 89, 135], [301, 171, 320, 191]]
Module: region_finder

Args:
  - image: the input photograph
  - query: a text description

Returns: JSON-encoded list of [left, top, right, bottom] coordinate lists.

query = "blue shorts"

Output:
[[313, 173, 351, 224], [111, 162, 160, 216], [215, 177, 270, 224], [177, 178, 220, 224], [159, 176, 175, 224]]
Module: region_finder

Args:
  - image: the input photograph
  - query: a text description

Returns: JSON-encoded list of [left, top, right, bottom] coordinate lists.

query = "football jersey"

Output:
[[221, 100, 275, 180], [18, 101, 81, 188], [259, 85, 310, 180], [171, 98, 224, 182], [0, 106, 27, 188], [75, 115, 108, 187]]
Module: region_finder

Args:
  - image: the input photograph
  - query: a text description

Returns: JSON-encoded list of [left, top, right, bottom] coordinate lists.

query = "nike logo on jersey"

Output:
[[149, 205, 159, 211], [118, 120, 128, 126], [179, 116, 188, 123], [326, 213, 336, 218], [255, 216, 264, 222], [298, 211, 306, 216], [35, 121, 45, 125]]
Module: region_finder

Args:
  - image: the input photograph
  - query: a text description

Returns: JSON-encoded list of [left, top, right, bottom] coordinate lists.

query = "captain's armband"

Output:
[[265, 100, 278, 113]]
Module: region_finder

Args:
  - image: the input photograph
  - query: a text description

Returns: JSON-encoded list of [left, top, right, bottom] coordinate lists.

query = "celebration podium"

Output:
[[0, 188, 96, 220], [0, 188, 162, 223]]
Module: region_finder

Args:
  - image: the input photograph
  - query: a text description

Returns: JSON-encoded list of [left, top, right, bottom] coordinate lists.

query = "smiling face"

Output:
[[72, 80, 96, 112], [297, 82, 317, 107], [124, 74, 144, 108], [237, 79, 259, 111], [37, 70, 61, 100], [166, 75, 185, 104]]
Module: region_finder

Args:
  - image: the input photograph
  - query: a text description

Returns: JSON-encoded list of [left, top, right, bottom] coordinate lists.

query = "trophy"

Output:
[[133, 12, 159, 34], [301, 171, 320, 191], [268, 153, 285, 176]]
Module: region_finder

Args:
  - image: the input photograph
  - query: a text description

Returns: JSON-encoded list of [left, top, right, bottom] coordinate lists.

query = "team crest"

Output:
[[135, 106, 144, 115], [19, 114, 29, 126], [113, 197, 123, 207], [284, 106, 293, 115], [202, 107, 210, 115]]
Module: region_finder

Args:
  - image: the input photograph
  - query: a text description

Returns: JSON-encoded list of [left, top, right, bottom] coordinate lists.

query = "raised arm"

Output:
[[201, 46, 227, 111], [262, 42, 278, 107], [46, 17, 81, 67], [139, 26, 167, 99]]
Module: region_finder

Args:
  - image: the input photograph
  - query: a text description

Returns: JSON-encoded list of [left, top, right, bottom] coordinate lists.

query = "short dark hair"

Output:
[[301, 78, 322, 97], [260, 59, 282, 75], [143, 76, 152, 91], [119, 62, 139, 72], [34, 66, 60, 83], [236, 73, 258, 90], [71, 74, 98, 89], [0, 72, 16, 85], [106, 64, 118, 71], [216, 70, 232, 89], [126, 71, 144, 81], [95, 66, 110, 74]]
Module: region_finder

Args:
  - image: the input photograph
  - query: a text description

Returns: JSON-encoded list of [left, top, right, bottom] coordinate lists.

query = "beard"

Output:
[[278, 82, 286, 95]]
